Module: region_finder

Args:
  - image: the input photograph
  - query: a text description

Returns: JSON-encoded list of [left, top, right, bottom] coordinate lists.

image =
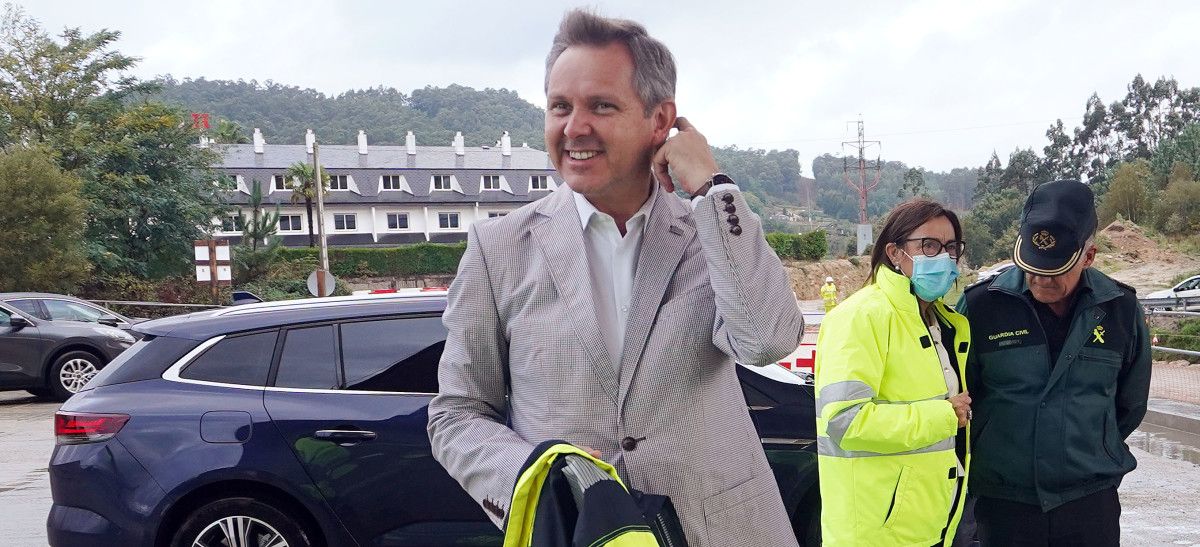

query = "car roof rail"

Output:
[[212, 289, 448, 317]]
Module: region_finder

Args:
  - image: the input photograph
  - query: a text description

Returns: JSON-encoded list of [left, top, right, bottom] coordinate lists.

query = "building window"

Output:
[[328, 175, 348, 191], [221, 215, 243, 232], [438, 212, 460, 229], [387, 213, 409, 230], [278, 215, 302, 232], [273, 174, 291, 190], [432, 175, 452, 191], [334, 213, 357, 231], [488, 212, 507, 218], [531, 175, 549, 190], [382, 175, 404, 190], [482, 175, 501, 190]]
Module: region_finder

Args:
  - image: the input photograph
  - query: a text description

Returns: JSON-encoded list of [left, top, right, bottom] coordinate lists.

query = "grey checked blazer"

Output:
[[427, 184, 804, 546]]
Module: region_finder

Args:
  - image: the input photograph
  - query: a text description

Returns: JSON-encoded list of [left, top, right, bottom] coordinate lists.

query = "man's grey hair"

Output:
[[544, 9, 676, 116]]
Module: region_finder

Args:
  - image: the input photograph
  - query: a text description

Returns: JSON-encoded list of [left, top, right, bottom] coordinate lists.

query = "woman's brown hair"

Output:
[[867, 199, 963, 284]]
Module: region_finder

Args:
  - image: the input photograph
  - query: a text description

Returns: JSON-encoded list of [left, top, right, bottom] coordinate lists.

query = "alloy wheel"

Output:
[[58, 358, 97, 393], [192, 515, 289, 547]]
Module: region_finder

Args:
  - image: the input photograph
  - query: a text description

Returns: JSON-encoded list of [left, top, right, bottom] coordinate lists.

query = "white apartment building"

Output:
[[213, 129, 559, 246]]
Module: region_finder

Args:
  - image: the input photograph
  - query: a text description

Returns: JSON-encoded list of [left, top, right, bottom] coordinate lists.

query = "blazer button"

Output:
[[721, 193, 735, 204], [621, 436, 640, 451], [724, 203, 736, 214], [727, 214, 740, 225], [730, 225, 743, 236]]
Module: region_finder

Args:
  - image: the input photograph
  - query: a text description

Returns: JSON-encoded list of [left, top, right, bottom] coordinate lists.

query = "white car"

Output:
[[1146, 275, 1200, 300]]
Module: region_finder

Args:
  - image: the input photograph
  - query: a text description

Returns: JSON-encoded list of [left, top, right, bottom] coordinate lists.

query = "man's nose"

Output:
[[563, 109, 593, 138]]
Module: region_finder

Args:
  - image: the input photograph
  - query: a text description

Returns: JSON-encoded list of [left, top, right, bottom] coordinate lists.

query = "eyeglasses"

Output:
[[899, 237, 966, 260]]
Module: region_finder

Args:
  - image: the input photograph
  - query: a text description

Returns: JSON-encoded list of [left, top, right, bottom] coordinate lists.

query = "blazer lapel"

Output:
[[617, 195, 694, 410], [531, 189, 620, 405]]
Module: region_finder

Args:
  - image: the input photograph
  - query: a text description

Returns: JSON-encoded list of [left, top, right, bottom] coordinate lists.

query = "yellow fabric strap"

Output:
[[504, 444, 626, 547]]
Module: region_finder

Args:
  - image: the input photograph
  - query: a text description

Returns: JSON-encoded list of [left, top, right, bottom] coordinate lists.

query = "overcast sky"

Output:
[[19, 0, 1200, 174]]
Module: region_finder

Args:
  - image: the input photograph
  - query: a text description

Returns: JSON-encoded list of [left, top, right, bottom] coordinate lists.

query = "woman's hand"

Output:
[[949, 392, 972, 428]]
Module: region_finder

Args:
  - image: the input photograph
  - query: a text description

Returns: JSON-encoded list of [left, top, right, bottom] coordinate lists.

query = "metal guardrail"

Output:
[[1152, 345, 1200, 358], [1140, 296, 1200, 311]]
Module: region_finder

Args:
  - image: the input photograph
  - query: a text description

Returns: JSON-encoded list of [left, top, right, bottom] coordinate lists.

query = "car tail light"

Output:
[[55, 412, 129, 445]]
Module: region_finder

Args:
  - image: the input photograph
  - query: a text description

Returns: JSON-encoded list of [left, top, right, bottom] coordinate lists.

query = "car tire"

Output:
[[171, 497, 314, 547], [47, 350, 103, 401], [25, 387, 52, 399]]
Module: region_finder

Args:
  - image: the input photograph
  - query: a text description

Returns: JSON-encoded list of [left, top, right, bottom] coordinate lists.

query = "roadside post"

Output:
[[194, 240, 231, 305], [312, 138, 331, 297]]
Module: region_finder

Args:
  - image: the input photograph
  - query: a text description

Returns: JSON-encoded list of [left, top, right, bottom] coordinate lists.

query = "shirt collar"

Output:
[[573, 182, 658, 232]]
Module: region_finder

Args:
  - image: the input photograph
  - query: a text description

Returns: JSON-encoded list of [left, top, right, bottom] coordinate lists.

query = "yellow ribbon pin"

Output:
[[1092, 325, 1105, 344]]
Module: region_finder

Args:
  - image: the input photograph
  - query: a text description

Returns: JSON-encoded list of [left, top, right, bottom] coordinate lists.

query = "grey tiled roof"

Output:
[[218, 144, 555, 170], [218, 142, 561, 206]]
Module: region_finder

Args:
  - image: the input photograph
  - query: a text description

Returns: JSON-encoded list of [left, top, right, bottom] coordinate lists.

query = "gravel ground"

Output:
[[1121, 438, 1200, 545]]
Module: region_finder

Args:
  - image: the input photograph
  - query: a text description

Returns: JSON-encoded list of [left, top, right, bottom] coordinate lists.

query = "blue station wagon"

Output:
[[48, 292, 820, 546]]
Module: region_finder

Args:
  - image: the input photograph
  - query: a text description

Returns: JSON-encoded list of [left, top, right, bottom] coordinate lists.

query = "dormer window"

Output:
[[530, 175, 549, 190], [482, 175, 501, 191], [382, 175, 404, 190], [433, 175, 452, 191], [329, 175, 349, 191], [273, 174, 291, 190]]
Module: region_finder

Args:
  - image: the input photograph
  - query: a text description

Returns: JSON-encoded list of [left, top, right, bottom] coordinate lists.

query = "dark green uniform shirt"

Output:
[[958, 267, 1152, 512]]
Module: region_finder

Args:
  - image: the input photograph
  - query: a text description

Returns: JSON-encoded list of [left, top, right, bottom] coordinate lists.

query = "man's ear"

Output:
[[1080, 243, 1098, 269], [651, 100, 676, 146]]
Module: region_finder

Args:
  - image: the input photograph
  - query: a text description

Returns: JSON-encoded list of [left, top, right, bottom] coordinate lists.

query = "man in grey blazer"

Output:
[[427, 9, 804, 546]]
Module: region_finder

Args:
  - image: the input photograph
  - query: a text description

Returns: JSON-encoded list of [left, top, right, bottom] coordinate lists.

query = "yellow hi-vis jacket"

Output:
[[815, 266, 970, 547], [821, 282, 839, 311], [504, 442, 659, 547]]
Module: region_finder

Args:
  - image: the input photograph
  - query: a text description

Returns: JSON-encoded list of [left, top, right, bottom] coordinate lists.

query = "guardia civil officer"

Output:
[[959, 180, 1152, 546]]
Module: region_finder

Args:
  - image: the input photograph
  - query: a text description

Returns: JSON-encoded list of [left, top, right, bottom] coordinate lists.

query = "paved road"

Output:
[[0, 391, 55, 547], [4, 389, 1199, 546]]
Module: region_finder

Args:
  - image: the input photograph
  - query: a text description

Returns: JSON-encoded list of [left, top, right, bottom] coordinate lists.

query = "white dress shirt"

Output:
[[574, 184, 658, 372], [572, 182, 743, 373]]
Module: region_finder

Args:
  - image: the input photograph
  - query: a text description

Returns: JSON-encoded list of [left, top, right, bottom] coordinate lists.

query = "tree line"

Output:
[[0, 5, 224, 294]]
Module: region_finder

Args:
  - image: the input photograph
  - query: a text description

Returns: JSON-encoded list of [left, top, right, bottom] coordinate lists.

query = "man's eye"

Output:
[[595, 102, 616, 112], [549, 102, 570, 113]]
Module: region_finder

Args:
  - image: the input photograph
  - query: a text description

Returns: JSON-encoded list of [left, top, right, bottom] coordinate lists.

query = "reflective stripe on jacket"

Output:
[[815, 266, 970, 546], [505, 441, 659, 547]]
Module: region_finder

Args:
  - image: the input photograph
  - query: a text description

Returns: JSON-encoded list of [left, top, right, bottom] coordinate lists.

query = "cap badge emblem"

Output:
[[1032, 230, 1056, 250]]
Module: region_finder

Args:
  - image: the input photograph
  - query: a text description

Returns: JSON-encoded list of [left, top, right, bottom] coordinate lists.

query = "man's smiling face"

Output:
[[544, 42, 665, 199]]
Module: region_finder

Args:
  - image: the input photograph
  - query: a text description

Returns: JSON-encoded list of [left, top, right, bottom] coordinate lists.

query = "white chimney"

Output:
[[357, 130, 368, 154], [501, 131, 512, 156], [198, 135, 209, 148], [305, 129, 315, 154], [453, 131, 465, 156], [406, 131, 417, 155], [253, 128, 264, 154], [523, 142, 529, 148]]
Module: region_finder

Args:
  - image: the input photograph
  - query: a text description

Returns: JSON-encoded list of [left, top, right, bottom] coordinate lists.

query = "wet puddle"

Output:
[[1129, 424, 1200, 465]]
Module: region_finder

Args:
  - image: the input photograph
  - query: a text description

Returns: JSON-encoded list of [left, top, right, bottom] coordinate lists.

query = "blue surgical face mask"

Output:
[[903, 251, 959, 302]]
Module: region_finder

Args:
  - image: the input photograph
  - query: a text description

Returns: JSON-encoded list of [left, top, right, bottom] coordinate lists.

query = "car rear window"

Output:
[[88, 336, 200, 389], [340, 316, 444, 393], [181, 331, 277, 386]]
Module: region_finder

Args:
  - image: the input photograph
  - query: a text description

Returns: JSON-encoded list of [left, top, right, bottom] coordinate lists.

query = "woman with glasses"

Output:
[[815, 199, 973, 546]]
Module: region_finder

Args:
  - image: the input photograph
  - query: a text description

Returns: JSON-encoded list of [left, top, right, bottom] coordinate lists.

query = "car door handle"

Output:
[[313, 429, 377, 444]]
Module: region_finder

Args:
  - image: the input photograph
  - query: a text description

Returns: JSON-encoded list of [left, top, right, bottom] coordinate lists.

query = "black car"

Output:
[[0, 300, 137, 400], [49, 292, 821, 546]]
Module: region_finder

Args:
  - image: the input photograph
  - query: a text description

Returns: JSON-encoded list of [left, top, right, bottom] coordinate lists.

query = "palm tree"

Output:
[[213, 120, 250, 144], [285, 162, 329, 247]]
